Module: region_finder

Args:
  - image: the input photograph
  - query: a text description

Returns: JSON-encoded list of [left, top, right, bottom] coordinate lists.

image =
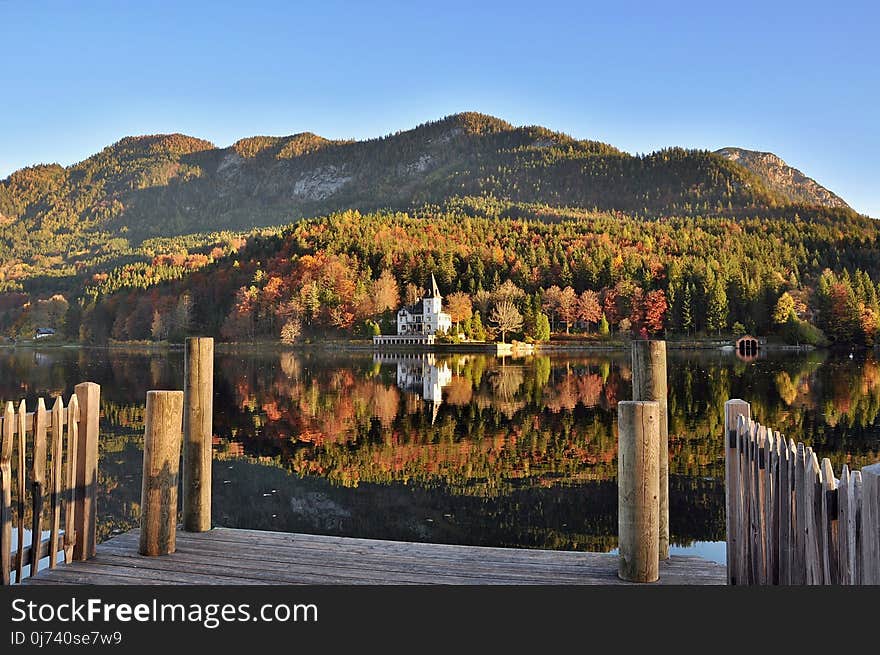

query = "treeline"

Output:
[[43, 199, 880, 347]]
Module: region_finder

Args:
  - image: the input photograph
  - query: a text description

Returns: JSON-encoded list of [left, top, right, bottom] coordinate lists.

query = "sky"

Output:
[[1, 0, 878, 216]]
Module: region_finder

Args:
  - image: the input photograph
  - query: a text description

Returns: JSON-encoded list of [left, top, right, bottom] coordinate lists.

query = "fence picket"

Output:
[[48, 397, 64, 570], [851, 471, 863, 584], [63, 394, 79, 564], [820, 458, 838, 585], [30, 399, 48, 576], [0, 402, 12, 585], [778, 435, 791, 585], [792, 442, 806, 584], [862, 464, 880, 584], [725, 401, 749, 585], [15, 400, 26, 583], [804, 449, 823, 584], [837, 465, 851, 585], [749, 421, 761, 583]]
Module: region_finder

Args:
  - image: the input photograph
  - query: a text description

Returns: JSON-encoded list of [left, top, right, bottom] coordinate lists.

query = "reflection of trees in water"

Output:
[[2, 348, 880, 548], [490, 365, 524, 400]]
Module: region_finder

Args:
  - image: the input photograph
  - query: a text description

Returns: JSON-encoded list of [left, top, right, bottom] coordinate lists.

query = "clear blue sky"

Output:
[[2, 0, 877, 216]]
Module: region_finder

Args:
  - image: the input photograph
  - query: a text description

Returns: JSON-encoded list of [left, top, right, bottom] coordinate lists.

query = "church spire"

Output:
[[426, 273, 441, 299]]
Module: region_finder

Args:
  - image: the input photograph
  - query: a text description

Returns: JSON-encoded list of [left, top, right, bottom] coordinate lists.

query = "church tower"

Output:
[[424, 273, 443, 315]]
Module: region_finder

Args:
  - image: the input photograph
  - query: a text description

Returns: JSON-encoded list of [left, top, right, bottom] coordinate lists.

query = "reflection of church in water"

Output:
[[373, 353, 452, 423]]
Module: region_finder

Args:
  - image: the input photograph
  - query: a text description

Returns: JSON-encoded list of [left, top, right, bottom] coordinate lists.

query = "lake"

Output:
[[2, 346, 879, 563]]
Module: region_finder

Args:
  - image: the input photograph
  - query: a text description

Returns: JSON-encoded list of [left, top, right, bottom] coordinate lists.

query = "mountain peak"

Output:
[[715, 147, 849, 210], [107, 134, 216, 157]]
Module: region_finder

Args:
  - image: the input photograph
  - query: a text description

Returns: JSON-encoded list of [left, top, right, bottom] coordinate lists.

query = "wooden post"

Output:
[[724, 399, 749, 585], [184, 337, 213, 532], [862, 463, 880, 585], [139, 391, 184, 557], [631, 340, 669, 559], [73, 382, 100, 561], [617, 400, 660, 583]]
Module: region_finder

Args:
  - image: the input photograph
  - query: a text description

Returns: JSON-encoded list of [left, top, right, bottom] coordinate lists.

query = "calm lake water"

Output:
[[2, 346, 879, 563]]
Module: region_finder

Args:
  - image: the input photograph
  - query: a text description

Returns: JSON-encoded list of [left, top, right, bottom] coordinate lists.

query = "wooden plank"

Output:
[[48, 397, 64, 570], [803, 449, 822, 584], [15, 400, 26, 583], [724, 400, 749, 584], [73, 382, 99, 561], [862, 463, 880, 585], [30, 399, 48, 574], [0, 408, 68, 435], [23, 527, 725, 586], [1, 401, 13, 585], [13, 536, 62, 574], [86, 549, 609, 585], [778, 437, 792, 585], [820, 458, 838, 584], [63, 393, 79, 564], [792, 441, 806, 584]]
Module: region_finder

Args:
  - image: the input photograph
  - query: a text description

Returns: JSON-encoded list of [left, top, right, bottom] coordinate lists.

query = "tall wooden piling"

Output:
[[183, 337, 213, 532], [139, 391, 184, 556], [631, 340, 669, 559], [618, 400, 660, 583]]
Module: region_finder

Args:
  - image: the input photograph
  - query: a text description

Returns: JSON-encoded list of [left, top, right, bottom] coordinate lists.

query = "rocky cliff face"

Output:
[[715, 147, 850, 210]]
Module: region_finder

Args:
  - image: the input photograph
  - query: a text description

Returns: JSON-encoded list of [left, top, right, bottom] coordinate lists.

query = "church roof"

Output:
[[400, 300, 424, 315]]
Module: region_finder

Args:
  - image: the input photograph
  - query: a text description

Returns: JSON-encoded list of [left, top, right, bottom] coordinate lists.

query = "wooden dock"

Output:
[[23, 528, 725, 585]]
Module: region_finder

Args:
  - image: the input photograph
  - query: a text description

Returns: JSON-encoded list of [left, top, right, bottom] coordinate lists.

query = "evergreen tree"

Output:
[[706, 277, 728, 334], [533, 313, 551, 342]]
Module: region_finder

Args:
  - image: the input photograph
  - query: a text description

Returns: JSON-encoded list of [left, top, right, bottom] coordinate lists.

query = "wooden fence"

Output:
[[0, 382, 100, 584], [724, 399, 880, 585]]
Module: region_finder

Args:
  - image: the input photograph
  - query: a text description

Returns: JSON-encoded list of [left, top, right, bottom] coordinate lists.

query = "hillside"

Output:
[[715, 147, 850, 209], [0, 112, 864, 294]]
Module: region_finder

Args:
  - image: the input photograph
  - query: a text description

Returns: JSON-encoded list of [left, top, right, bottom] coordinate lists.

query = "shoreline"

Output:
[[0, 337, 826, 355]]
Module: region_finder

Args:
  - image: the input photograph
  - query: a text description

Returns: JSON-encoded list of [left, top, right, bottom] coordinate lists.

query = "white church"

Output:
[[373, 274, 452, 345]]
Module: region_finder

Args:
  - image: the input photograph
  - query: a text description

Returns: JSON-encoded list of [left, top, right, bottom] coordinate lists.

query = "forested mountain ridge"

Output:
[[2, 113, 877, 347], [715, 147, 850, 210], [1, 112, 864, 288]]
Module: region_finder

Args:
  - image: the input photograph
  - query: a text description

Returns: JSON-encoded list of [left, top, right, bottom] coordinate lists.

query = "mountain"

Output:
[[714, 147, 850, 210], [0, 113, 863, 294]]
